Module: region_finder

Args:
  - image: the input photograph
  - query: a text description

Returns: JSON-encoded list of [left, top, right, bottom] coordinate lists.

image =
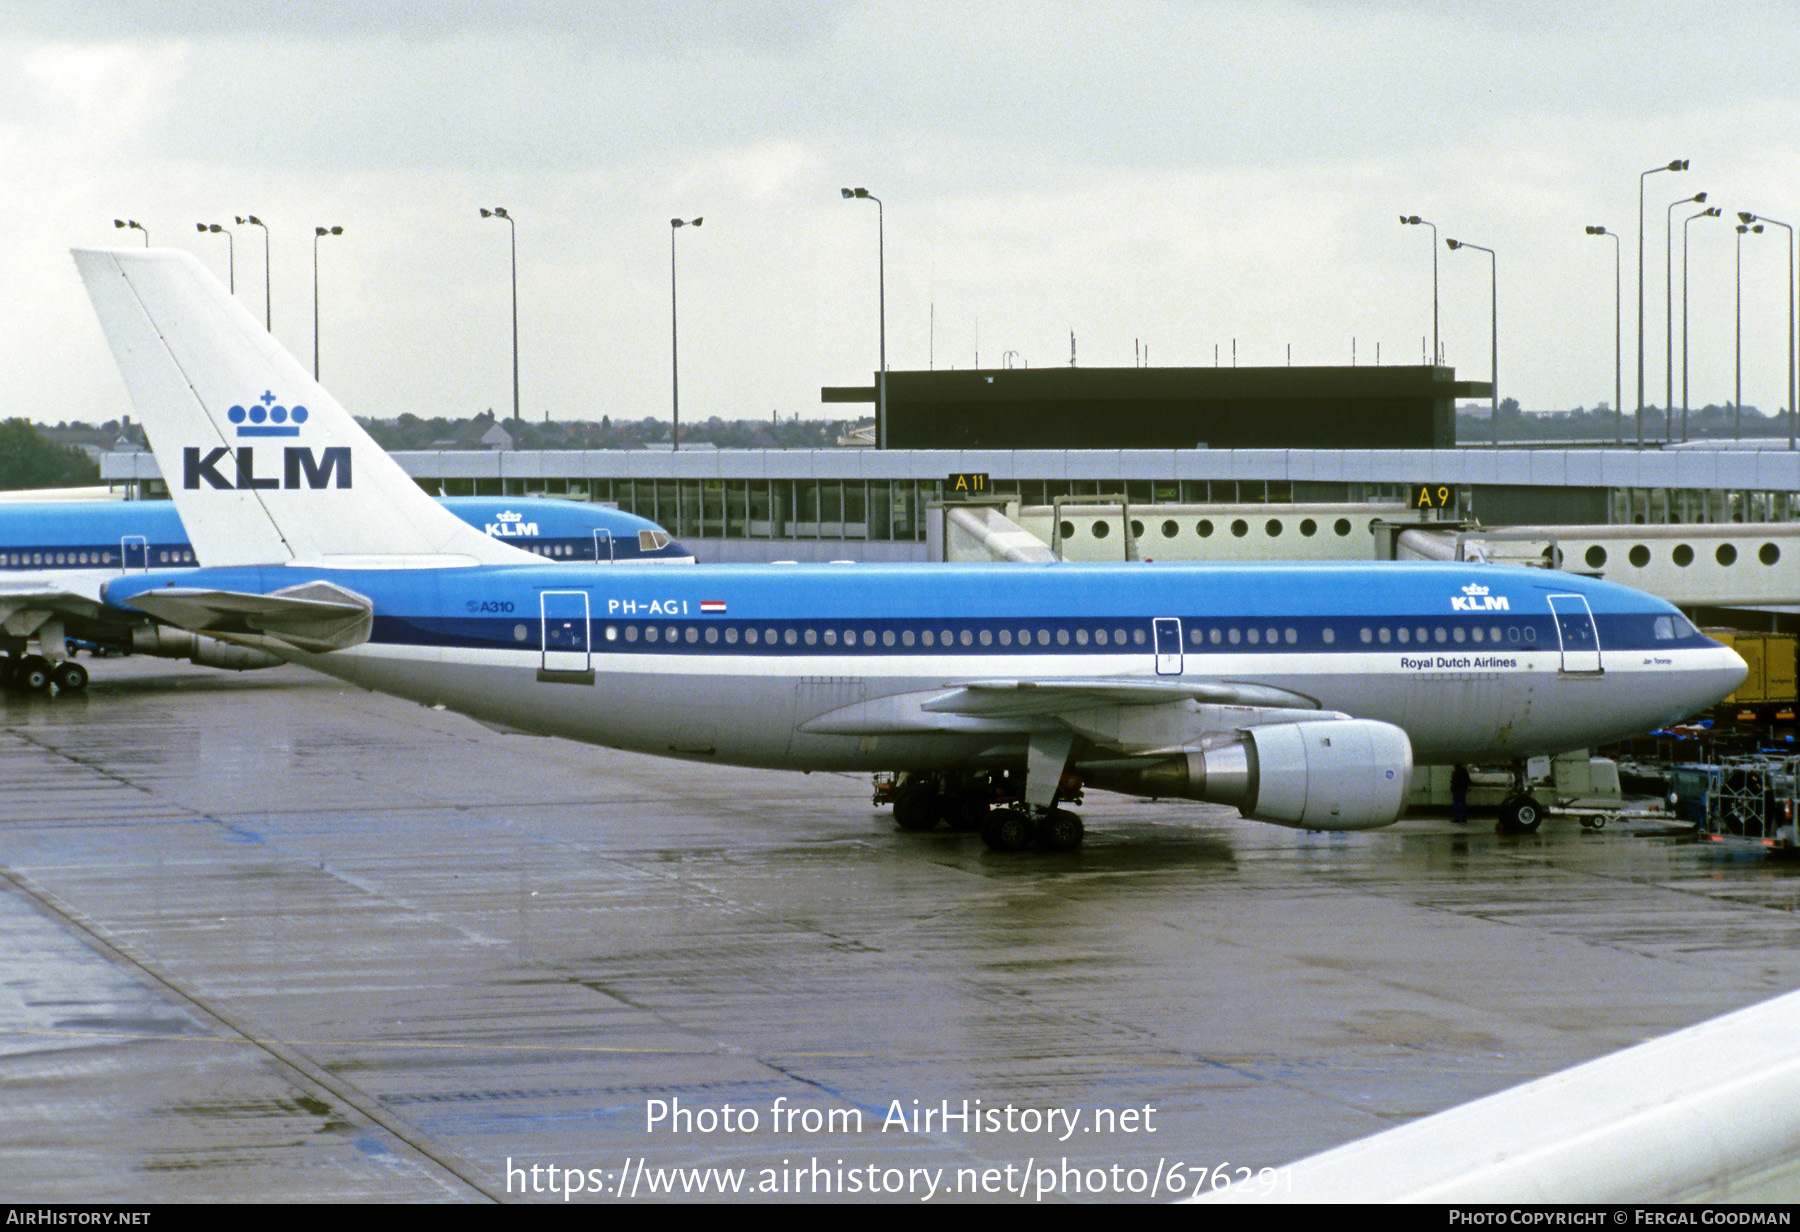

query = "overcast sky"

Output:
[[4, 1, 1799, 433]]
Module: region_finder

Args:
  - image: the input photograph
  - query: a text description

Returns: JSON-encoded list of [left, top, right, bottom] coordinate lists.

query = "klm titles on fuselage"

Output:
[[1450, 583, 1510, 612], [184, 392, 349, 490], [485, 512, 540, 537]]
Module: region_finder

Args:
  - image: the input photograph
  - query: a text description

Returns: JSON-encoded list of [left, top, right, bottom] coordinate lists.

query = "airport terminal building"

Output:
[[102, 363, 1800, 618]]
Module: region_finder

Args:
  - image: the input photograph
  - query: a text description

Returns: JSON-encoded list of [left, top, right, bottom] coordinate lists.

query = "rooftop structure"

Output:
[[823, 365, 1488, 450]]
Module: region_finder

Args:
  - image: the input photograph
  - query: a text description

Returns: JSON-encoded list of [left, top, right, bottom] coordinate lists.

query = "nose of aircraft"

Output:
[[1697, 642, 1750, 713]]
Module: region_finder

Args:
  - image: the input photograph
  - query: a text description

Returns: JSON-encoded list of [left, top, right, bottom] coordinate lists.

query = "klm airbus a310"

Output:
[[1, 496, 690, 691], [77, 247, 1745, 849]]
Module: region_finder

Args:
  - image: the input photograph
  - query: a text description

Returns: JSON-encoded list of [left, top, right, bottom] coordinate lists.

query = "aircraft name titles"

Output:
[[1399, 655, 1519, 671]]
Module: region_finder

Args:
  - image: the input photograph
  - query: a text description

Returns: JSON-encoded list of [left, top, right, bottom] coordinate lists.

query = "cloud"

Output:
[[5, 1, 1800, 427]]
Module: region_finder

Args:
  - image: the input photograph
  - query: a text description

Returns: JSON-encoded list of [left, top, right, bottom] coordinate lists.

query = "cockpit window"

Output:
[[1652, 615, 1696, 641], [638, 530, 670, 552]]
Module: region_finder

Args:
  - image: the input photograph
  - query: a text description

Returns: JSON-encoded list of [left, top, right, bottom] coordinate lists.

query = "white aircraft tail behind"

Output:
[[75, 247, 536, 569]]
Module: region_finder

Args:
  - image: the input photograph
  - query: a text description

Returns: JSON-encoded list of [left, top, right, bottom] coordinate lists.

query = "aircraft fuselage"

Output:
[[104, 559, 1744, 772]]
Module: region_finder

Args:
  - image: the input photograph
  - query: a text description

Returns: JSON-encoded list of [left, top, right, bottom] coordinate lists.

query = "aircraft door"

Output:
[[540, 590, 591, 675], [121, 535, 148, 571], [1154, 617, 1184, 676], [593, 530, 614, 562], [1547, 594, 1602, 674]]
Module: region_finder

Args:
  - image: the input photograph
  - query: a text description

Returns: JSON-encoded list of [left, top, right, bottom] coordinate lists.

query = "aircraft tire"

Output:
[[981, 808, 1033, 853], [1499, 795, 1543, 835], [1039, 808, 1084, 851], [892, 786, 940, 832], [18, 656, 51, 693], [51, 661, 89, 693], [949, 793, 989, 832]]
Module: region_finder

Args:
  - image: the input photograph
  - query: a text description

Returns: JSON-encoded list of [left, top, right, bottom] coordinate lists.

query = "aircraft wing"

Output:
[[114, 582, 373, 654], [800, 676, 1334, 751], [919, 677, 1320, 716], [0, 583, 113, 637], [802, 674, 1408, 826]]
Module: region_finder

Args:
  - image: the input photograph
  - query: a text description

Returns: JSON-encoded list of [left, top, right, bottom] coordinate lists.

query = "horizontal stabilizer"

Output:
[[118, 581, 373, 653]]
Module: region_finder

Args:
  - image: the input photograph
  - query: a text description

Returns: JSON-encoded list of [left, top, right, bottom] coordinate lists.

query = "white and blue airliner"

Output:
[[0, 496, 689, 691], [77, 248, 1746, 849]]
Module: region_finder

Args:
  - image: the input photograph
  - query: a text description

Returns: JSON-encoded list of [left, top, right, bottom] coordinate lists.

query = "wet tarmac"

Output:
[[5, 655, 1800, 1203]]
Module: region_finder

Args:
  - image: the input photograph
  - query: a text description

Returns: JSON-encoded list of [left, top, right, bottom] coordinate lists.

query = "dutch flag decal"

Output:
[[700, 600, 727, 614]]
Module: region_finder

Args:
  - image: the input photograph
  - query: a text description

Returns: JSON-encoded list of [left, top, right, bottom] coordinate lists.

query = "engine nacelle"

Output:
[[129, 626, 286, 671], [1083, 718, 1413, 830]]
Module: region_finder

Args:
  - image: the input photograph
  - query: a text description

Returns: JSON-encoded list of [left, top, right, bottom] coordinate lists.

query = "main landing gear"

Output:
[[888, 772, 995, 834], [878, 767, 1088, 852], [1, 654, 88, 695], [982, 805, 1085, 853]]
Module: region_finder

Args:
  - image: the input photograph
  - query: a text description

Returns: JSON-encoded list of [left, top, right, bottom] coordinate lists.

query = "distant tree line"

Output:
[[356, 411, 869, 451], [1456, 398, 1787, 442], [0, 419, 102, 490]]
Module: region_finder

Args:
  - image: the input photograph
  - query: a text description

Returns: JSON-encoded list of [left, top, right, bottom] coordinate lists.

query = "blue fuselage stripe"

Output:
[[106, 560, 1710, 658]]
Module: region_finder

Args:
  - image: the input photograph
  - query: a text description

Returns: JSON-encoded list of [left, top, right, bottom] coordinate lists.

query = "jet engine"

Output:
[[1082, 718, 1413, 830], [129, 625, 286, 671]]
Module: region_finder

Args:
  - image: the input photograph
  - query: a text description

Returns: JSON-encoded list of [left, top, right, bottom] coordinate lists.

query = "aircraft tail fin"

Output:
[[74, 247, 536, 569]]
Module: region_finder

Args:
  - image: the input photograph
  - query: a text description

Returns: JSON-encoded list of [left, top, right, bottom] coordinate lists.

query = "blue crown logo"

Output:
[[228, 390, 309, 437]]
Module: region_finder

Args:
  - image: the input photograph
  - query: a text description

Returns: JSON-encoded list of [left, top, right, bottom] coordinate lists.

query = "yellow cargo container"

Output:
[[1703, 630, 1797, 706]]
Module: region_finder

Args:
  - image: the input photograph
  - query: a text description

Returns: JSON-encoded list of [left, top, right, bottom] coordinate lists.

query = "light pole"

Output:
[[1446, 238, 1497, 446], [236, 215, 270, 331], [479, 207, 519, 422], [1586, 226, 1622, 444], [669, 217, 702, 452], [1741, 212, 1796, 451], [112, 219, 148, 247], [196, 222, 234, 293], [1736, 221, 1765, 440], [312, 225, 342, 381], [841, 187, 885, 447], [1667, 192, 1707, 443], [1400, 215, 1439, 364], [1683, 207, 1722, 441], [1638, 159, 1687, 447]]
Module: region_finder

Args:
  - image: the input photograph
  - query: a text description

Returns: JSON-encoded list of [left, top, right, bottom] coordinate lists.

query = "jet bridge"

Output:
[[1390, 520, 1800, 608], [925, 498, 1058, 563]]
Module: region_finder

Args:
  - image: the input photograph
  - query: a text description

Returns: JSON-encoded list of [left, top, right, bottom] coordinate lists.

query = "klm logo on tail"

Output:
[[183, 446, 351, 490], [186, 392, 349, 489], [230, 391, 308, 437]]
